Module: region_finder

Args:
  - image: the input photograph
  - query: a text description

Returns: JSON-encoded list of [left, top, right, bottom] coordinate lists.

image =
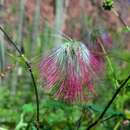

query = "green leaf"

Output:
[[120, 26, 130, 33], [47, 109, 66, 125], [79, 126, 86, 130], [69, 106, 82, 123], [22, 103, 34, 113], [125, 110, 130, 119], [0, 127, 8, 130], [83, 104, 124, 117]]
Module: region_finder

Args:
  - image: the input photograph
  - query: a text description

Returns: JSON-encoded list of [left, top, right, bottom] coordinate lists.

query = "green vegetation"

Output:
[[0, 0, 130, 130]]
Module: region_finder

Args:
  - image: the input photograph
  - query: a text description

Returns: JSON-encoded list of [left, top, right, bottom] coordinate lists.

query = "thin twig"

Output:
[[97, 38, 119, 88], [86, 73, 130, 130], [0, 26, 40, 129], [112, 9, 128, 27]]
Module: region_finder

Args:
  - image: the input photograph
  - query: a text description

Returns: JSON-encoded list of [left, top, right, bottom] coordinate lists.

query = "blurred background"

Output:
[[0, 0, 130, 129]]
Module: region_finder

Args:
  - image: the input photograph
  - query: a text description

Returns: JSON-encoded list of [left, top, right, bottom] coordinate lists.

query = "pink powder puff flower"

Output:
[[40, 41, 101, 102]]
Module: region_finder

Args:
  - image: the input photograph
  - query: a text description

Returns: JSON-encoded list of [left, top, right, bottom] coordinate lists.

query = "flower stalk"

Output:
[[97, 38, 119, 88], [0, 26, 40, 129], [86, 73, 130, 130]]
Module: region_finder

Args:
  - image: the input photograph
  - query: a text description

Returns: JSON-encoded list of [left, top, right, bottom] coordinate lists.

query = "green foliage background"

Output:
[[0, 0, 130, 130]]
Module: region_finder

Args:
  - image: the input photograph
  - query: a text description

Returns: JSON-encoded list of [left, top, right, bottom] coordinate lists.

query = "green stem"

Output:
[[97, 38, 119, 88], [86, 73, 130, 130], [0, 26, 40, 129]]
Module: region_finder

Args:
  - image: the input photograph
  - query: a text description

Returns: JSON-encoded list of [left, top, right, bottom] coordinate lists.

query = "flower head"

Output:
[[40, 41, 101, 102], [102, 0, 113, 10]]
